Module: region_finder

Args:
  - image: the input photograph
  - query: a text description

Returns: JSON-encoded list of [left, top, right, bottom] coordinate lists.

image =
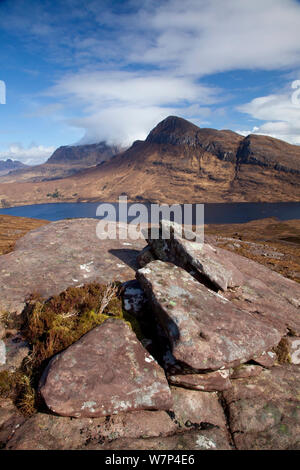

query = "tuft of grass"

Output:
[[1, 282, 143, 416], [273, 337, 291, 364]]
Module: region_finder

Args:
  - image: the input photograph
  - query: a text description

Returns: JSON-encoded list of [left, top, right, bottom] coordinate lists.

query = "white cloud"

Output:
[[140, 0, 300, 75], [3, 0, 300, 147], [237, 81, 300, 144], [0, 144, 55, 165], [45, 0, 300, 145], [48, 71, 219, 145]]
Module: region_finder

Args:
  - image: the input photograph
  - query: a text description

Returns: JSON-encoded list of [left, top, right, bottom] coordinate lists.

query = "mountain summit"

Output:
[[0, 116, 299, 206], [146, 116, 201, 145]]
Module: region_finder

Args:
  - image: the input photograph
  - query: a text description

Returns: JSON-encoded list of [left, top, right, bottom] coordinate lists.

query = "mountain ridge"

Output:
[[0, 115, 299, 207], [0, 159, 28, 177]]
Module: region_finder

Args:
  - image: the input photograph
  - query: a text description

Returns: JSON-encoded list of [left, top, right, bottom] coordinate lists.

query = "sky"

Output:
[[1, 0, 300, 165]]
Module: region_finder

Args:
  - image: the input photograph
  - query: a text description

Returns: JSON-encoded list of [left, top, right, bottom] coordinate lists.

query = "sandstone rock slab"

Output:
[[137, 260, 281, 370], [147, 221, 300, 335], [39, 318, 172, 418], [146, 220, 244, 291], [253, 350, 277, 368], [0, 399, 26, 448], [223, 364, 300, 450], [0, 219, 145, 314], [91, 428, 232, 450], [168, 370, 232, 392], [5, 410, 176, 450], [217, 245, 300, 335], [230, 364, 263, 380], [170, 386, 227, 430]]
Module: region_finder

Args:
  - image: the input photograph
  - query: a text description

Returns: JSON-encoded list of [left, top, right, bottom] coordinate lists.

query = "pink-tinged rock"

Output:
[[287, 336, 300, 364], [215, 245, 300, 336], [146, 220, 244, 291], [88, 428, 232, 450], [0, 399, 26, 448], [137, 261, 281, 371], [7, 406, 231, 450], [137, 246, 156, 268], [253, 351, 277, 368], [230, 364, 263, 380], [0, 334, 29, 373], [0, 219, 146, 314], [168, 370, 232, 392], [233, 420, 300, 451], [170, 386, 227, 430], [223, 364, 300, 450], [0, 324, 5, 340], [5, 410, 177, 450], [39, 318, 172, 418], [86, 428, 232, 450]]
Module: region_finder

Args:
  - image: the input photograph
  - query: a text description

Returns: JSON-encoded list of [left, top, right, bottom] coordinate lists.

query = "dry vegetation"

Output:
[[0, 282, 142, 416], [206, 218, 300, 283], [0, 214, 48, 255]]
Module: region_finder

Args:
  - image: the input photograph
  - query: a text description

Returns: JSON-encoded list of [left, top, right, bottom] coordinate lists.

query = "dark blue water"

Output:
[[0, 201, 299, 224]]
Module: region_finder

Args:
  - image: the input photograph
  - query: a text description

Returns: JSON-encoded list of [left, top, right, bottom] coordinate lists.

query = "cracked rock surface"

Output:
[[0, 219, 145, 314], [39, 318, 172, 418], [137, 260, 281, 371]]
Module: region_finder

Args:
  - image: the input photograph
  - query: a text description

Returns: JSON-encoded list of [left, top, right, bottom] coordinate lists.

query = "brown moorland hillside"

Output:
[[0, 116, 299, 207], [0, 215, 48, 255]]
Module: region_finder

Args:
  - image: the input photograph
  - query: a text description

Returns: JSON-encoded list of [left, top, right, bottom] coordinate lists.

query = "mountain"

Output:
[[47, 142, 121, 166], [0, 159, 27, 176], [0, 116, 299, 207], [0, 142, 121, 183]]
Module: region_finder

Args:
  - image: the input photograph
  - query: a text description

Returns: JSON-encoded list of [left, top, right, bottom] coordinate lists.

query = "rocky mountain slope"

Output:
[[0, 116, 299, 207], [0, 159, 27, 177], [47, 141, 121, 166], [0, 142, 121, 184]]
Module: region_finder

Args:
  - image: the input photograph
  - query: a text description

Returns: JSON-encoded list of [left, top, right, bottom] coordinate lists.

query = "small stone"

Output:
[[0, 340, 6, 366], [253, 351, 277, 368], [230, 364, 263, 379], [0, 399, 26, 448], [287, 337, 300, 365], [168, 370, 232, 392], [0, 335, 29, 372], [0, 324, 5, 340]]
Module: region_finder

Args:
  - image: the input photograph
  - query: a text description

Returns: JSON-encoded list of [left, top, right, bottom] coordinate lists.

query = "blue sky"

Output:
[[1, 0, 300, 164]]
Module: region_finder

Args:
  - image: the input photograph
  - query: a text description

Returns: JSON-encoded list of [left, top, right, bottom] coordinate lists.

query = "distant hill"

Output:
[[0, 159, 27, 176], [0, 142, 122, 183], [0, 115, 299, 207], [47, 142, 121, 166]]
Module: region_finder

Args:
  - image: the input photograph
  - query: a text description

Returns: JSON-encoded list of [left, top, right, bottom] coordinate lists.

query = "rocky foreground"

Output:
[[0, 219, 299, 450]]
